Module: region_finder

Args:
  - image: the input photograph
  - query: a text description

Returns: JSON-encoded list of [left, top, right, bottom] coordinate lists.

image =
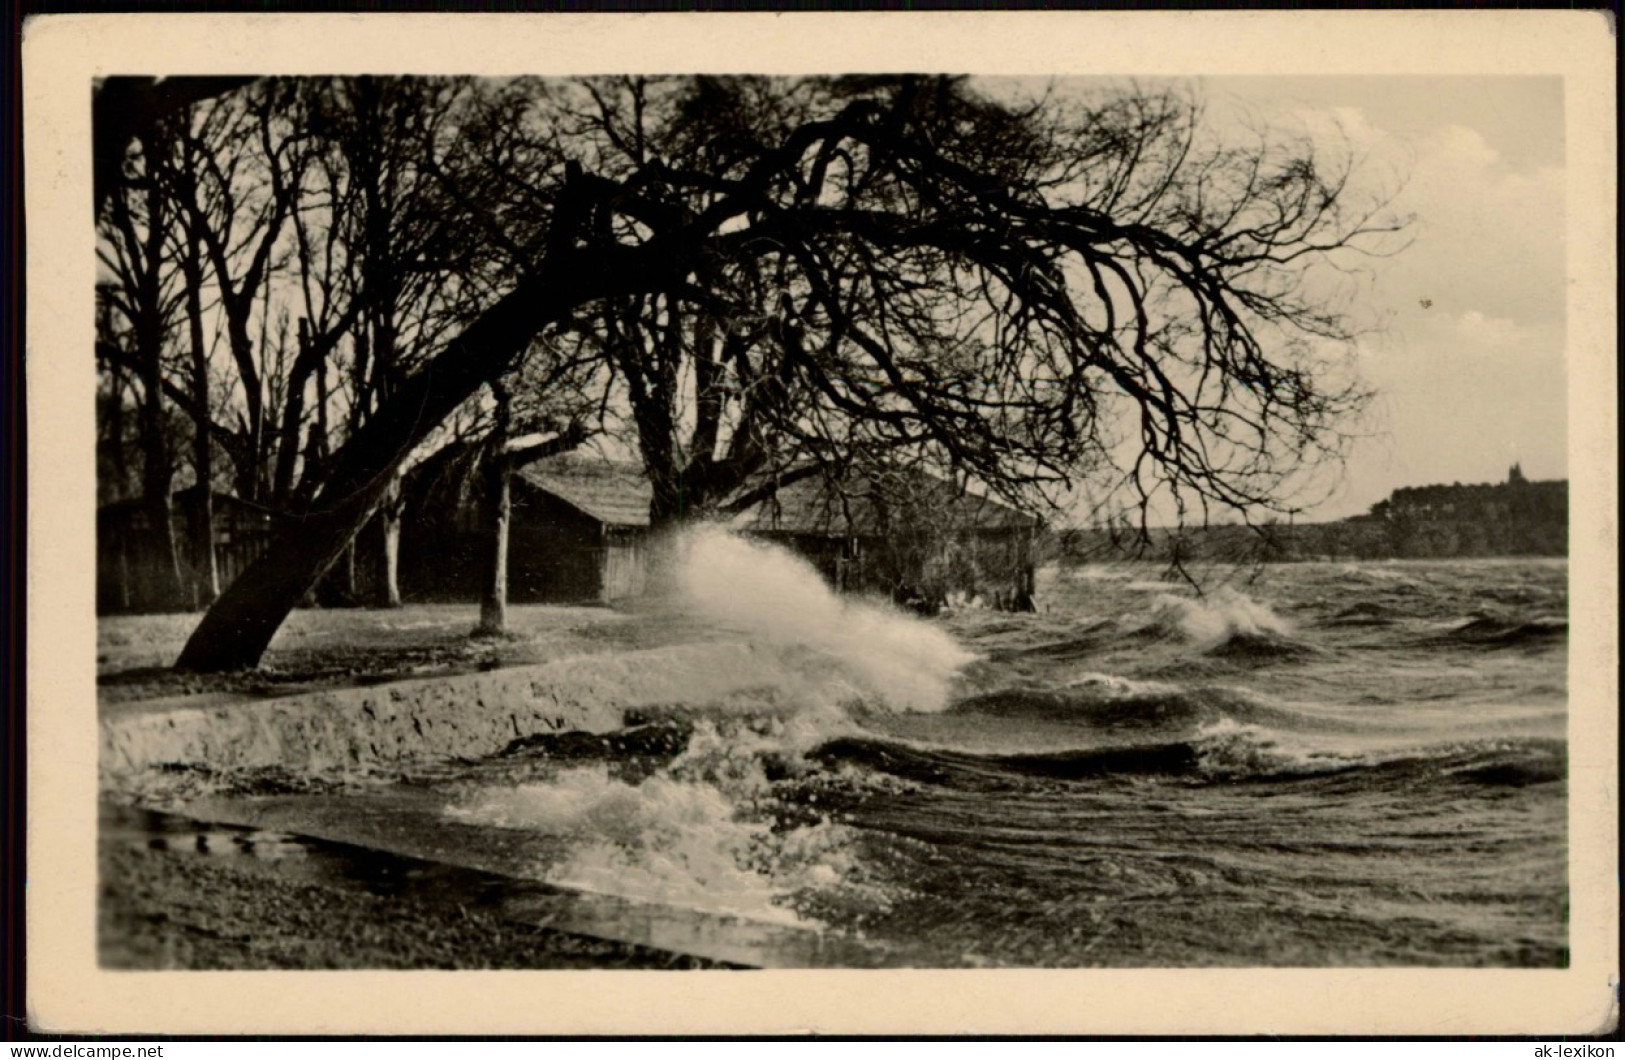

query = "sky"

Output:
[[95, 75, 1569, 525], [1204, 76, 1567, 520]]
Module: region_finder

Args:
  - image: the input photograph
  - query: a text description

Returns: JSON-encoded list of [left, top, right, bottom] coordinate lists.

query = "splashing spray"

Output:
[[677, 525, 977, 713]]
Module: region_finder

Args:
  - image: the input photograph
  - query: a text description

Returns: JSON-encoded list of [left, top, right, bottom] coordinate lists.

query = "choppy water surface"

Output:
[[199, 537, 1573, 967]]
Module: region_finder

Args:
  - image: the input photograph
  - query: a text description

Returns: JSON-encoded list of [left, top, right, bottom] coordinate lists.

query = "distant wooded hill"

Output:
[[1060, 466, 1568, 563]]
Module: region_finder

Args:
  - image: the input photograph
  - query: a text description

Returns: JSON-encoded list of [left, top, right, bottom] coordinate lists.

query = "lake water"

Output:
[[158, 536, 1570, 967]]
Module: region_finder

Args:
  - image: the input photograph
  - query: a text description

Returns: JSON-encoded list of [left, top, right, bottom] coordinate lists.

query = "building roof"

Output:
[[512, 455, 1041, 535], [735, 470, 1042, 537], [515, 455, 653, 528]]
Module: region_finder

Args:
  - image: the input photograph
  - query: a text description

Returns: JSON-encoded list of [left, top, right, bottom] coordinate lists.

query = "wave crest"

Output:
[[447, 753, 875, 927], [1443, 614, 1568, 648], [809, 729, 1565, 789], [1145, 588, 1294, 646], [678, 527, 976, 712]]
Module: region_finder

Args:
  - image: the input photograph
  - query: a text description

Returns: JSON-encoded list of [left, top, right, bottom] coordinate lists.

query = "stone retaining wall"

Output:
[[100, 641, 831, 781]]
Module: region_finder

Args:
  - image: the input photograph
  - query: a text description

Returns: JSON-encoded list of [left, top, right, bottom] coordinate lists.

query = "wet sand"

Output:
[[99, 841, 734, 971]]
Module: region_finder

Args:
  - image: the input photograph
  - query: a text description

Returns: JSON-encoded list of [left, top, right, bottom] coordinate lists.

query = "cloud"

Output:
[[1198, 80, 1568, 519], [1433, 309, 1560, 357], [1378, 123, 1565, 330], [1452, 310, 1518, 347], [1208, 98, 1565, 335]]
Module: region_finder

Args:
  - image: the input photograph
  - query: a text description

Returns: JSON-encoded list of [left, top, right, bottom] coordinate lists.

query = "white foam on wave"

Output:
[[1189, 718, 1359, 780], [448, 764, 800, 924], [1062, 671, 1179, 697], [1149, 587, 1294, 647], [446, 733, 870, 927], [677, 526, 976, 713], [440, 528, 970, 925]]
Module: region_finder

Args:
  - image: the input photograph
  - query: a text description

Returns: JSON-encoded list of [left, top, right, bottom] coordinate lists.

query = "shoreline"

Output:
[[96, 606, 858, 970], [100, 833, 738, 971]]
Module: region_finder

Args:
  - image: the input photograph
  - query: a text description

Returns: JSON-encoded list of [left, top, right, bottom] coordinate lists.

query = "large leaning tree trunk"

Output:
[[175, 188, 643, 669], [173, 287, 562, 668]]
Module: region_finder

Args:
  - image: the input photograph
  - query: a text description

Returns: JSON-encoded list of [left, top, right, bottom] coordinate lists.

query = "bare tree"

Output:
[[171, 75, 1402, 671], [404, 336, 604, 637], [468, 381, 594, 636], [163, 81, 307, 504], [98, 119, 190, 612], [175, 220, 219, 604], [93, 77, 257, 215], [301, 77, 487, 608]]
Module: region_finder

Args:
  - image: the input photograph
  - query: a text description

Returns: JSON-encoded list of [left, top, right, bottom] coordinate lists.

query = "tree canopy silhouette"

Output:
[[116, 74, 1405, 671]]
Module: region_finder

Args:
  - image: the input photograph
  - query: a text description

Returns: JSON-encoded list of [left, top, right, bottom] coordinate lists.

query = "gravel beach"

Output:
[[99, 841, 734, 970]]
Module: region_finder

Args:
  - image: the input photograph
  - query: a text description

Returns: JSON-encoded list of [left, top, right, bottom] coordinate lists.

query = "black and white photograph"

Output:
[[25, 10, 1617, 1037]]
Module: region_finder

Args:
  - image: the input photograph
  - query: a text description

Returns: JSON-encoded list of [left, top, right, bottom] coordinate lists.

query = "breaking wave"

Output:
[[809, 728, 1566, 789], [1145, 588, 1294, 645], [427, 556, 1566, 957], [449, 717, 888, 927], [448, 764, 817, 924], [440, 528, 996, 925], [1439, 614, 1569, 648], [677, 526, 976, 712], [945, 681, 1335, 735]]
